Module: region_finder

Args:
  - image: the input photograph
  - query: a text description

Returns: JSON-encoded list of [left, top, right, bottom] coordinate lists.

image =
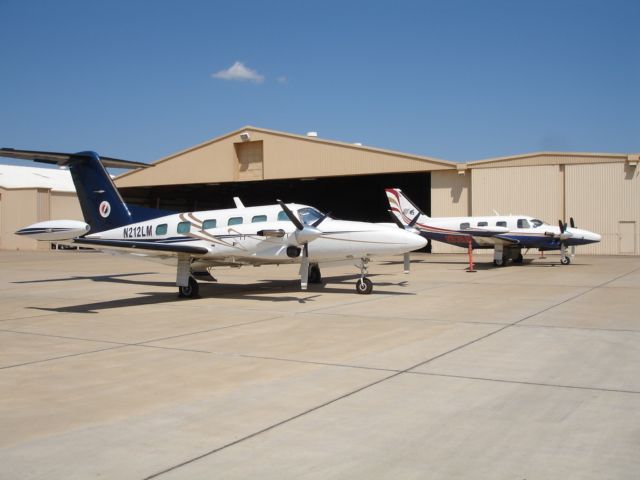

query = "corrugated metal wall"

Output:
[[471, 165, 563, 222], [566, 163, 640, 255], [430, 170, 471, 253]]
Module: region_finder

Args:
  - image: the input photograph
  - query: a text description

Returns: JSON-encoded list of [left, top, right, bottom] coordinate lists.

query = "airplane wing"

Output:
[[433, 226, 520, 247], [73, 238, 210, 255]]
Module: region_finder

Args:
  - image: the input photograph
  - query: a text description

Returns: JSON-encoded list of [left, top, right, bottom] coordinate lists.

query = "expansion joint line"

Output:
[[142, 264, 640, 479]]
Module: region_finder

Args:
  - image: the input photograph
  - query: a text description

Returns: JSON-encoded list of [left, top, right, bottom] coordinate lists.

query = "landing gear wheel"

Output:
[[356, 277, 373, 295], [178, 276, 199, 298], [308, 263, 323, 284], [493, 259, 504, 267], [560, 256, 571, 265]]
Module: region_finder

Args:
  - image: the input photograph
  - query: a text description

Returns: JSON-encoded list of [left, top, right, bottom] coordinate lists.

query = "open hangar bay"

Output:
[[1, 249, 639, 479]]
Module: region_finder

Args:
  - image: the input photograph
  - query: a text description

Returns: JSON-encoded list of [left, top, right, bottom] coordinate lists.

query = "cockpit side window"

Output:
[[531, 219, 543, 228], [517, 219, 530, 229], [297, 207, 324, 225]]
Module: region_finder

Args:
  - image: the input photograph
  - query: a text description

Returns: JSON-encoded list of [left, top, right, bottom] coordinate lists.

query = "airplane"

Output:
[[385, 187, 601, 268], [0, 148, 427, 297]]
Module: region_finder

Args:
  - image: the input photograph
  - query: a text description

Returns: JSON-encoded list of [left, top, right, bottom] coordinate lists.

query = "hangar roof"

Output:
[[0, 164, 75, 192], [461, 151, 638, 170], [115, 126, 457, 188]]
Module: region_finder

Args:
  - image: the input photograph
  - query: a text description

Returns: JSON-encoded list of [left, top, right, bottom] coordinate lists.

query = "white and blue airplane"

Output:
[[0, 148, 426, 297], [386, 187, 601, 267]]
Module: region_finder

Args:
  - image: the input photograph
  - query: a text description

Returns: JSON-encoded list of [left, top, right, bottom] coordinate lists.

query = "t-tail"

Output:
[[0, 148, 151, 234], [385, 188, 429, 226]]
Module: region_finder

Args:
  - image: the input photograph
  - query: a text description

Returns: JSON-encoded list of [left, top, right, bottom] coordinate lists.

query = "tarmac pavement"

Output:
[[0, 250, 639, 479]]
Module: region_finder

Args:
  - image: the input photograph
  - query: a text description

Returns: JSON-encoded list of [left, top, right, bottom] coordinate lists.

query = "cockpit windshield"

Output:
[[530, 219, 544, 228], [297, 207, 325, 225]]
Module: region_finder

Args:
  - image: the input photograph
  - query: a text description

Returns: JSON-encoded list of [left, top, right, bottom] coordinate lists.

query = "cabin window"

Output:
[[477, 221, 488, 227], [228, 217, 243, 226], [517, 219, 530, 229], [202, 219, 217, 229], [252, 215, 267, 223], [155, 224, 168, 235], [277, 211, 289, 221], [460, 222, 470, 229], [177, 221, 191, 234], [531, 219, 543, 228], [496, 221, 507, 227]]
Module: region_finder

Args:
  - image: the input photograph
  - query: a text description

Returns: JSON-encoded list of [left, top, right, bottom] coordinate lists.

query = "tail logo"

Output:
[[403, 208, 416, 216], [99, 201, 111, 218]]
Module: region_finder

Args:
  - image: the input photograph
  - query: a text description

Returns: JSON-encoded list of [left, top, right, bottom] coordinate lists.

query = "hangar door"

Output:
[[121, 171, 430, 224]]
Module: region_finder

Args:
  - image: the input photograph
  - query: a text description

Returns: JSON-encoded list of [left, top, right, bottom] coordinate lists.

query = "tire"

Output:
[[356, 277, 373, 295], [560, 256, 571, 265], [308, 264, 323, 284], [178, 276, 200, 298]]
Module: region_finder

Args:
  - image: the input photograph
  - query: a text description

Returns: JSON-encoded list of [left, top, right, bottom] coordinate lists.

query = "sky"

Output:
[[0, 0, 638, 165]]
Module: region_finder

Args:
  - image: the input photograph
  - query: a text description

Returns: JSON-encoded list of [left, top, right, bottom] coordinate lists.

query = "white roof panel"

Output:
[[0, 164, 76, 192]]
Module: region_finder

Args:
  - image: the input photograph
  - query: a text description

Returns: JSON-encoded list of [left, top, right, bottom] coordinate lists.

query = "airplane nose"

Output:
[[403, 230, 427, 250]]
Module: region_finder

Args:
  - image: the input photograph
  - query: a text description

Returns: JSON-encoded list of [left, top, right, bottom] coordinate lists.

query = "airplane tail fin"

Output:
[[385, 188, 429, 226], [0, 148, 150, 233]]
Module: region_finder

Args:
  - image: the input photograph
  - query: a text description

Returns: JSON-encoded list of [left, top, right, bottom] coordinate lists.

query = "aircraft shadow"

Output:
[[26, 274, 414, 314], [13, 272, 167, 287]]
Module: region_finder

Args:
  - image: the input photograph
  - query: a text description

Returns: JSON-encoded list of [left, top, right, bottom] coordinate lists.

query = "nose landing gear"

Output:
[[355, 258, 373, 294]]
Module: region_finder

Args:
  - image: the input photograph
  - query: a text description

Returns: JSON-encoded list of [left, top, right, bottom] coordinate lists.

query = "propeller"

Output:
[[569, 217, 575, 229], [277, 200, 329, 290], [388, 209, 421, 273], [558, 219, 574, 264]]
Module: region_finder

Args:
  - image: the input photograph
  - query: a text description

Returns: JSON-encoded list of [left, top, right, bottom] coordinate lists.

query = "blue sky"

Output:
[[1, 0, 638, 164]]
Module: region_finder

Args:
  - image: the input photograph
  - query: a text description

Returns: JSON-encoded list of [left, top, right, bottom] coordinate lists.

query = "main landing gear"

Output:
[[355, 258, 373, 294], [178, 276, 199, 298]]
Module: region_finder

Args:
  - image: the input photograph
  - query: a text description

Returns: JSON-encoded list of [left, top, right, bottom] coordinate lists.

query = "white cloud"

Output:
[[276, 75, 288, 84], [212, 61, 264, 83]]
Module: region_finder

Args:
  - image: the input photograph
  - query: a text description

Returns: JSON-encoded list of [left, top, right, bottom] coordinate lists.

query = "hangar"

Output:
[[1, 126, 638, 255]]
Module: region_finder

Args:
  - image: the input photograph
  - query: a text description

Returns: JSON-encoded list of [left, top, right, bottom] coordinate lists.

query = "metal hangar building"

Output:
[[1, 126, 638, 255], [115, 126, 639, 256]]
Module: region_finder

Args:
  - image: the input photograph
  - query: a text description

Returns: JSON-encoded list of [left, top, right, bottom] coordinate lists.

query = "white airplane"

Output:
[[386, 188, 601, 267], [0, 148, 426, 297]]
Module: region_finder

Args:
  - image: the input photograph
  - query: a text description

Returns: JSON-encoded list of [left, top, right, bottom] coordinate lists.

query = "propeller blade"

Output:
[[312, 211, 331, 228], [408, 212, 421, 228], [299, 244, 309, 290], [570, 217, 575, 229], [388, 210, 405, 229], [277, 200, 304, 230], [558, 220, 565, 234], [403, 253, 410, 274]]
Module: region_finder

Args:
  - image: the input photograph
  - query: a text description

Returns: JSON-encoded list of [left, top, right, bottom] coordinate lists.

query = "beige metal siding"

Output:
[[565, 163, 640, 255], [51, 192, 83, 221], [115, 127, 455, 188], [471, 165, 563, 223], [0, 188, 39, 250], [469, 153, 628, 169], [263, 133, 450, 179], [116, 139, 238, 187], [235, 141, 264, 181], [430, 171, 471, 253]]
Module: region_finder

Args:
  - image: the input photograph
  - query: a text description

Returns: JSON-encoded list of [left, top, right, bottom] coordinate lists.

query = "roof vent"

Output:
[[306, 131, 318, 137]]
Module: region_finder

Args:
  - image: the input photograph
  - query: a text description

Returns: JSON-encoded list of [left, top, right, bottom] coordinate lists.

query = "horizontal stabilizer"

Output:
[[0, 148, 150, 169]]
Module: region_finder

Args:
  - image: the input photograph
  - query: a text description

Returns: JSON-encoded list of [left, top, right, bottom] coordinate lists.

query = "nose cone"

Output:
[[574, 228, 602, 244], [401, 229, 428, 251]]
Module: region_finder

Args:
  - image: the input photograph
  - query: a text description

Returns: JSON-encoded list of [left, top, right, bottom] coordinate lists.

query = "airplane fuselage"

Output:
[[413, 215, 601, 250], [83, 203, 426, 265]]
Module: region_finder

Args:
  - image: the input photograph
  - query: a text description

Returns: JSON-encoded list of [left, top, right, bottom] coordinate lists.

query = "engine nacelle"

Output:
[[15, 220, 90, 241]]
